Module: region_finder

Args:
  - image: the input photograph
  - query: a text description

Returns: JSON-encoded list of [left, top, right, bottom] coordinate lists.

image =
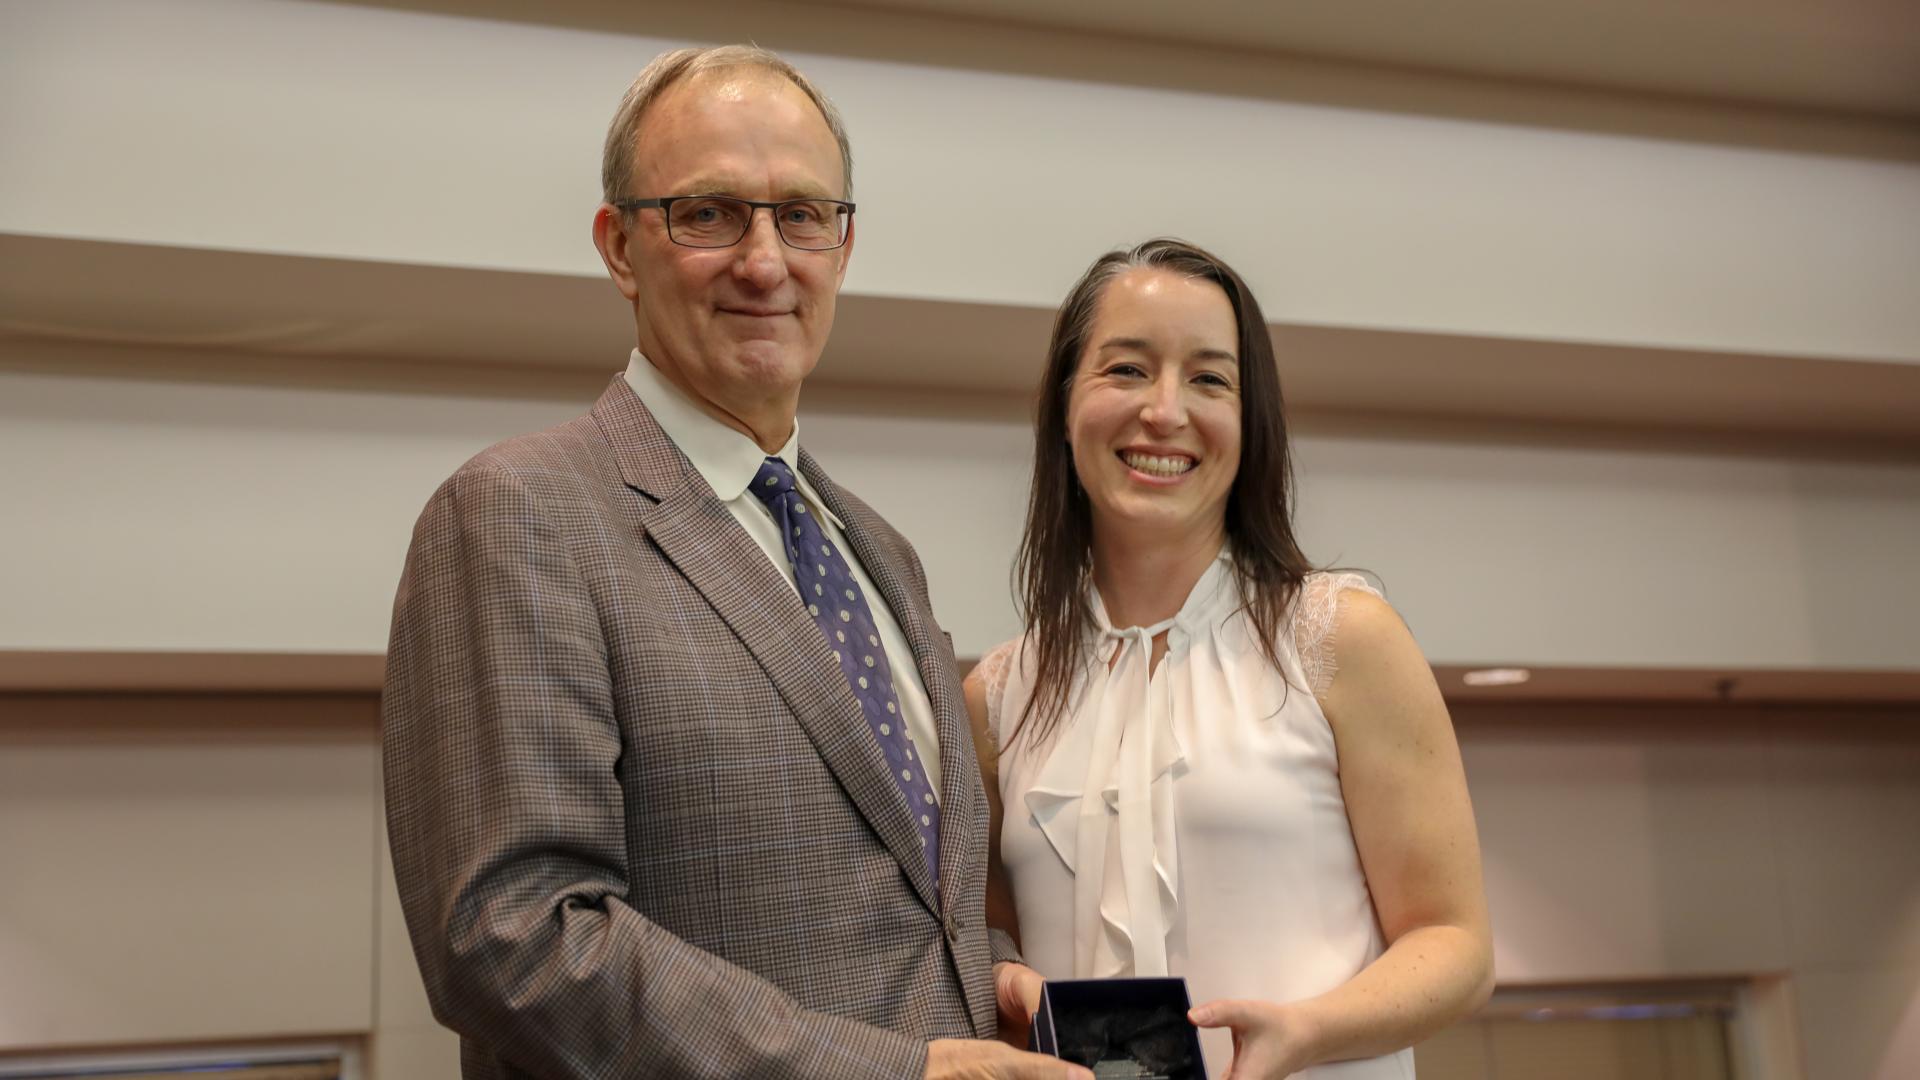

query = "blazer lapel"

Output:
[[592, 380, 940, 915], [800, 451, 978, 912]]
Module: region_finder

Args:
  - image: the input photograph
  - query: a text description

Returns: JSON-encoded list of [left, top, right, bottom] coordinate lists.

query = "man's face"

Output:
[[603, 70, 852, 442]]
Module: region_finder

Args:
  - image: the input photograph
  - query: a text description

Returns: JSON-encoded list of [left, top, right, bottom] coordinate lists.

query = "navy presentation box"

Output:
[[1028, 976, 1206, 1080]]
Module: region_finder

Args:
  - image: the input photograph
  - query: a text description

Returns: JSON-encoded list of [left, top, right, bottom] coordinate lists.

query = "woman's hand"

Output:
[[994, 961, 1046, 1048], [1188, 998, 1318, 1080]]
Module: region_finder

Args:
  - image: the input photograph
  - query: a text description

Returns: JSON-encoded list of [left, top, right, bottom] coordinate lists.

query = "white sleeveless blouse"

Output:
[[980, 555, 1414, 1079]]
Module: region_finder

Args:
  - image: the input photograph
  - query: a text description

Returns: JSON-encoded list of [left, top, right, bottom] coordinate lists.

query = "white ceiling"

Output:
[[818, 0, 1920, 117]]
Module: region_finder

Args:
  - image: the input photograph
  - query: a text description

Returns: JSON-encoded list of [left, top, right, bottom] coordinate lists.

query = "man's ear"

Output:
[[592, 204, 641, 301]]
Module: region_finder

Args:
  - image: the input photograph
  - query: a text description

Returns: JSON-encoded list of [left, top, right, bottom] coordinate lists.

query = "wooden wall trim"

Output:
[[0, 650, 383, 694], [3, 650, 1916, 708]]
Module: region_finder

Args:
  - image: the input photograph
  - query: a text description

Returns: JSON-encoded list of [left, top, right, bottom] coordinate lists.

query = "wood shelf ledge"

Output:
[[0, 650, 385, 695], [4, 651, 1917, 708]]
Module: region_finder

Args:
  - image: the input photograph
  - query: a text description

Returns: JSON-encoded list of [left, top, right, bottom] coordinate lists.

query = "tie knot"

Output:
[[750, 456, 798, 506]]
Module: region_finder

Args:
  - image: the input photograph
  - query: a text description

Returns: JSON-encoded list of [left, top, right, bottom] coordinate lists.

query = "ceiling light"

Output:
[[1462, 668, 1531, 687]]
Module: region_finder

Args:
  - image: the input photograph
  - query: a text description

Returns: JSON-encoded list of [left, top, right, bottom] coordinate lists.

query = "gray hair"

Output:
[[601, 45, 854, 210]]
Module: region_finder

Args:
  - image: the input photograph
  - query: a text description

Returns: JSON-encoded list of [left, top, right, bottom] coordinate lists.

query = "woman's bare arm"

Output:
[[1190, 590, 1493, 1074]]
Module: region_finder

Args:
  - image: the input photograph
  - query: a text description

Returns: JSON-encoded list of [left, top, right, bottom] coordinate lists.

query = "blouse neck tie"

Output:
[[1023, 555, 1232, 977]]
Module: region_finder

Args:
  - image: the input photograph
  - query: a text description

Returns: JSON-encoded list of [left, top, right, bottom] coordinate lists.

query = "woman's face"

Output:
[[1065, 267, 1243, 549]]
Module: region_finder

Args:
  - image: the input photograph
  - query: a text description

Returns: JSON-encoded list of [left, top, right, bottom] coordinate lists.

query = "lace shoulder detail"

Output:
[[972, 638, 1022, 752], [1291, 572, 1384, 699]]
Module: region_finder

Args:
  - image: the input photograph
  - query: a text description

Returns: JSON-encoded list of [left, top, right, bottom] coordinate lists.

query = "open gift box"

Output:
[[1028, 976, 1207, 1080]]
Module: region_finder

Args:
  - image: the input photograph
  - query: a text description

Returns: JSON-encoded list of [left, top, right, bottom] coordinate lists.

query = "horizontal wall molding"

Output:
[[6, 650, 1917, 709], [1430, 664, 1920, 707], [0, 651, 385, 695], [8, 235, 1918, 451]]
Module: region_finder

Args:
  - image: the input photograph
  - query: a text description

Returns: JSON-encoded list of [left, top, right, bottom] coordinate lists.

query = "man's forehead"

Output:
[[676, 173, 838, 199], [689, 65, 791, 102], [636, 69, 844, 194], [654, 65, 815, 121]]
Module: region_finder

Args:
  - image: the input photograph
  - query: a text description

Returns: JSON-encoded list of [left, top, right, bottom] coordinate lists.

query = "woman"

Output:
[[969, 239, 1492, 1079]]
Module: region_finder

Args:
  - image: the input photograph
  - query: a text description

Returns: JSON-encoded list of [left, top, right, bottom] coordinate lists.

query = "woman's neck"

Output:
[[1090, 521, 1227, 631]]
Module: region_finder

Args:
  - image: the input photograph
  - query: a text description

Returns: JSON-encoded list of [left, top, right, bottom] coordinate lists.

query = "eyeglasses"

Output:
[[612, 195, 855, 251]]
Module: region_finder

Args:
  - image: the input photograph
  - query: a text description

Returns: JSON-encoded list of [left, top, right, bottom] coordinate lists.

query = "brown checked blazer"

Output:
[[382, 377, 1009, 1079]]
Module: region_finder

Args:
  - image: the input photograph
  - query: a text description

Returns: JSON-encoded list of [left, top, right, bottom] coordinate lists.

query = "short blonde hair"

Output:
[[601, 45, 854, 209]]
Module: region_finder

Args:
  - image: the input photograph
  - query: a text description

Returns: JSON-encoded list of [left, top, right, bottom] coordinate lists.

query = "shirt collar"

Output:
[[622, 349, 841, 525]]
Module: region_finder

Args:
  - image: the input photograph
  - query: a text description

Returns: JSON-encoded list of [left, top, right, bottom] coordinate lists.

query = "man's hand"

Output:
[[1188, 998, 1319, 1080], [992, 961, 1046, 1049], [926, 1039, 1092, 1080]]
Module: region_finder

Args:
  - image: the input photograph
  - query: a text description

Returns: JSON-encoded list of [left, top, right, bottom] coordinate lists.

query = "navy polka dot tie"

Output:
[[749, 457, 941, 891]]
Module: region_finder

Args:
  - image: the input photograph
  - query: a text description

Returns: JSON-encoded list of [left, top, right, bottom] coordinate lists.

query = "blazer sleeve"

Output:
[[988, 929, 1024, 969], [381, 463, 925, 1080]]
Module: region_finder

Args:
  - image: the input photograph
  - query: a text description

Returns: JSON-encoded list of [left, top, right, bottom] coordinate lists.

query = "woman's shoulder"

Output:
[[1289, 571, 1389, 698], [1287, 570, 1384, 643], [967, 637, 1024, 696], [965, 636, 1033, 745]]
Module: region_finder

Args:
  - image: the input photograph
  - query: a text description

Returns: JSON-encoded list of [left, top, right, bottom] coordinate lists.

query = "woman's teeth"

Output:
[[1122, 451, 1195, 477]]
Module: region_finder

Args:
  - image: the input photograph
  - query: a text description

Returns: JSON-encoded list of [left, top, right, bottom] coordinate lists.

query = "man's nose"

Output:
[[733, 209, 790, 290]]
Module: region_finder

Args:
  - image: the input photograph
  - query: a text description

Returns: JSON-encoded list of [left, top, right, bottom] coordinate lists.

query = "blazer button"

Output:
[[944, 913, 960, 942]]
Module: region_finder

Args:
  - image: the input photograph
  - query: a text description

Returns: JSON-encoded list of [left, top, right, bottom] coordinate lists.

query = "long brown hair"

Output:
[[1010, 238, 1315, 747]]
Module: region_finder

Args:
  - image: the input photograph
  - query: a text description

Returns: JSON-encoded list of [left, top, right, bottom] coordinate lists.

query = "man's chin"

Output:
[[720, 340, 819, 384]]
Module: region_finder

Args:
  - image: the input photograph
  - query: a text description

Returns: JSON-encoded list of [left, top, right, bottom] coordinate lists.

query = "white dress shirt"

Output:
[[624, 350, 941, 794]]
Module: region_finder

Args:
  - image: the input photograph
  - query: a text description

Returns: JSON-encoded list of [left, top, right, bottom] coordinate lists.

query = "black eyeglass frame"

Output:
[[612, 195, 857, 251]]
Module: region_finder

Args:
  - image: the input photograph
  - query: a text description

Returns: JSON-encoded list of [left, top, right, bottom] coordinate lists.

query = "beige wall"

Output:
[[5, 0, 1918, 363], [0, 698, 379, 1050], [4, 700, 1914, 1078], [5, 0, 1916, 670], [1465, 710, 1920, 1080], [5, 367, 1919, 669]]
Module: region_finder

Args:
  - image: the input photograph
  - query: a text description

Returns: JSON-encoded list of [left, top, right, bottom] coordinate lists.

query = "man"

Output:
[[382, 45, 1082, 1080]]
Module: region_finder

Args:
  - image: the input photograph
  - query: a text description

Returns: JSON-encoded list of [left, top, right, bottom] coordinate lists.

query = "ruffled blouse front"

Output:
[[1020, 554, 1237, 977]]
